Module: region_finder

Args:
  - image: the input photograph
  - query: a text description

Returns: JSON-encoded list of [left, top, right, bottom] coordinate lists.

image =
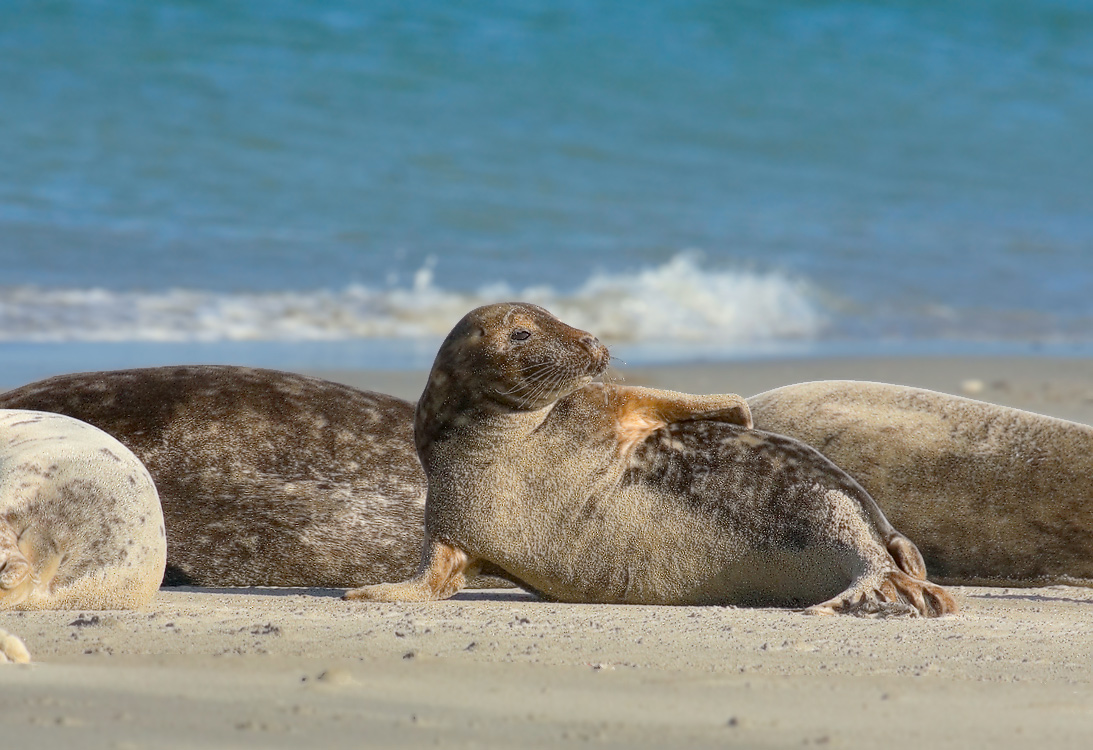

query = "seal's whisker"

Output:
[[518, 369, 571, 409], [517, 369, 556, 392], [512, 363, 559, 384], [601, 369, 626, 385], [499, 381, 536, 396], [508, 375, 547, 407], [601, 357, 627, 386], [517, 373, 561, 408], [506, 357, 595, 408], [549, 368, 579, 397], [513, 369, 553, 384], [517, 361, 557, 375], [500, 365, 565, 397]]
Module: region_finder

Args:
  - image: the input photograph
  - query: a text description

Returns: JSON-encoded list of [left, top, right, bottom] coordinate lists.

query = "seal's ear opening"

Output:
[[511, 329, 531, 341]]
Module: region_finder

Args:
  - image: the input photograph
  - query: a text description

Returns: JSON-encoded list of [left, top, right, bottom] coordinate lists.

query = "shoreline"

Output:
[[306, 353, 1093, 425], [6, 351, 1093, 426]]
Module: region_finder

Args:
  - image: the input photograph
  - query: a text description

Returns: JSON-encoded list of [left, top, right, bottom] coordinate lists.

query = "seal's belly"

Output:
[[497, 495, 864, 607], [487, 421, 876, 606]]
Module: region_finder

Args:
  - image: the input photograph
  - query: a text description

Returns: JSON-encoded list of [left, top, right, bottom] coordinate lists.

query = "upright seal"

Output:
[[1, 409, 166, 611], [0, 366, 425, 587], [345, 303, 954, 616], [749, 380, 1093, 585]]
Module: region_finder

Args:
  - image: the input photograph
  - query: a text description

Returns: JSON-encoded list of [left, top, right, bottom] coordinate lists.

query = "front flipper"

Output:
[[612, 386, 753, 454], [0, 629, 31, 664], [343, 540, 478, 602]]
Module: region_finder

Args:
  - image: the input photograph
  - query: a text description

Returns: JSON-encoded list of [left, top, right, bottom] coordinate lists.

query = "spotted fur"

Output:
[[0, 367, 425, 588], [0, 409, 165, 611], [750, 380, 1093, 586], [346, 303, 955, 616]]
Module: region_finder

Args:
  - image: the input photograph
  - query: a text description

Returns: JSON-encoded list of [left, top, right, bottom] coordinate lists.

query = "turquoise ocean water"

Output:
[[2, 0, 1092, 383]]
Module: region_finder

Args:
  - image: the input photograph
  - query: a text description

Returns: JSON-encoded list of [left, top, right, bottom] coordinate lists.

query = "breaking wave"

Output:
[[0, 255, 826, 352]]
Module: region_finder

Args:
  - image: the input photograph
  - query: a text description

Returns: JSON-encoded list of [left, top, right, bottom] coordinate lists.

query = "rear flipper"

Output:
[[0, 527, 34, 609], [886, 533, 928, 581], [805, 569, 957, 618]]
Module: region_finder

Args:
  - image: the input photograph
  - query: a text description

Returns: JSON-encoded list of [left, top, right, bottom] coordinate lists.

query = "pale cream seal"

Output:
[[1, 409, 166, 611], [750, 380, 1093, 586]]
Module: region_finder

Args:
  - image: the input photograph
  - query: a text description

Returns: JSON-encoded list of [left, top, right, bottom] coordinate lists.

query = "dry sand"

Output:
[[5, 355, 1093, 748]]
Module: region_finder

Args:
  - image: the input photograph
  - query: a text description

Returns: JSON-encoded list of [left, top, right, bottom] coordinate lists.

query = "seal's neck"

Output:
[[414, 371, 553, 460]]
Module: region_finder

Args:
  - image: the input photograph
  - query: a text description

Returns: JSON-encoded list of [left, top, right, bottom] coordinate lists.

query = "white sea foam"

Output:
[[0, 255, 826, 351]]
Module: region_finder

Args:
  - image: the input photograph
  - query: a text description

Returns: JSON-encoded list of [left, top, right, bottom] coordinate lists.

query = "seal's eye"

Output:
[[511, 329, 531, 341]]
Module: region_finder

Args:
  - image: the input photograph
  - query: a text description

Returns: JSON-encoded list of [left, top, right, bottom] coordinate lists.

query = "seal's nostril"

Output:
[[580, 335, 600, 348]]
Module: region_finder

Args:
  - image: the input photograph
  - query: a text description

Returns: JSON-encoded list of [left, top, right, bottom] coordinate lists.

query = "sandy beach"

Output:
[[4, 355, 1093, 748]]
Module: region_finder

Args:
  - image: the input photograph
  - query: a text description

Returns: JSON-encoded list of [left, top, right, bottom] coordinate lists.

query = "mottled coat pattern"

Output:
[[750, 380, 1093, 586], [0, 367, 426, 587], [347, 303, 955, 616], [0, 409, 165, 611]]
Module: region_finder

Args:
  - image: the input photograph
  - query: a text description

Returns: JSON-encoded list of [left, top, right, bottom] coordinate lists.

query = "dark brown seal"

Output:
[[749, 380, 1093, 586], [0, 366, 425, 588], [345, 303, 955, 616]]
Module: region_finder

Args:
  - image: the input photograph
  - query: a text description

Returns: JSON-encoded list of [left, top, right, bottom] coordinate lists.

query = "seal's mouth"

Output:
[[582, 336, 611, 378]]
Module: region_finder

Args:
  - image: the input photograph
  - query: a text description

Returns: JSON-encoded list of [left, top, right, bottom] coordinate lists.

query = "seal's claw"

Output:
[[807, 570, 957, 618], [343, 540, 475, 603], [343, 582, 431, 602], [886, 534, 928, 580], [0, 552, 32, 592], [0, 527, 35, 607]]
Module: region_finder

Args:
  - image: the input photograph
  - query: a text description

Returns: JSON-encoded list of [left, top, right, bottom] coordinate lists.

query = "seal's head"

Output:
[[416, 302, 610, 450]]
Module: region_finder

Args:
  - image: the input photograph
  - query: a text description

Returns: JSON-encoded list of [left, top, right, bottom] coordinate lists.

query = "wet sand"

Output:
[[4, 355, 1093, 748]]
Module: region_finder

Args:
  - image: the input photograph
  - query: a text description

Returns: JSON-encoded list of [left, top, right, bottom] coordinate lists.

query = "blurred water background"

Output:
[[2, 0, 1092, 383]]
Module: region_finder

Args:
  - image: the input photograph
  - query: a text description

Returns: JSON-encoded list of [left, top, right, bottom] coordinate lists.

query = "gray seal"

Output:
[[1, 409, 165, 611], [345, 303, 955, 616], [0, 366, 425, 588], [749, 379, 1093, 586]]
